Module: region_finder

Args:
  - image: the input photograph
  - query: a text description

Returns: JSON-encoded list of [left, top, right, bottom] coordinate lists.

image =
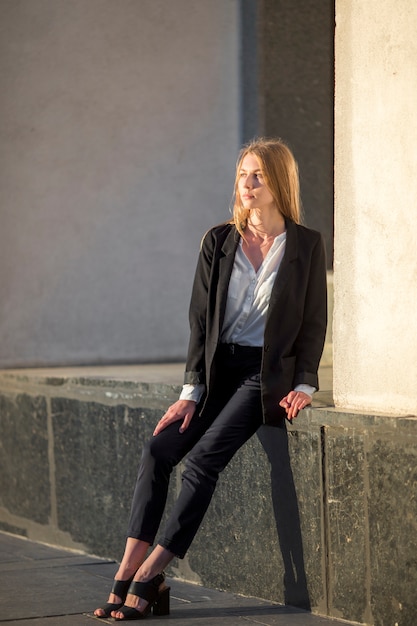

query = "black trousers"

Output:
[[126, 344, 263, 558]]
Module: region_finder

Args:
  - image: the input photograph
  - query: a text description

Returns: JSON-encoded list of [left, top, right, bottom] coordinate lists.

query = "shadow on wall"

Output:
[[257, 426, 311, 611]]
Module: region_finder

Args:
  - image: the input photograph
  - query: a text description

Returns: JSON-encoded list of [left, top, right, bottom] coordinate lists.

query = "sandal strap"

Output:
[[111, 577, 133, 598], [127, 573, 165, 604], [98, 600, 123, 616]]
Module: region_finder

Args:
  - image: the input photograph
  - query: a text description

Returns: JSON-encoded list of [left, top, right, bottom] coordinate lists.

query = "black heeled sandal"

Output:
[[95, 576, 134, 618], [114, 573, 170, 620]]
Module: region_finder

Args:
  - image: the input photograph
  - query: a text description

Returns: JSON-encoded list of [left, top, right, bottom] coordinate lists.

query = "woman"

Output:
[[94, 137, 327, 620]]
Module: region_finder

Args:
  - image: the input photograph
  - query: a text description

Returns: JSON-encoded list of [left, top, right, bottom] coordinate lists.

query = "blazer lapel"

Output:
[[217, 226, 240, 335]]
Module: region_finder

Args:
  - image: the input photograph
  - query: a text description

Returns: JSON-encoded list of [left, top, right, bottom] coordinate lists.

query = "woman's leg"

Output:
[[126, 403, 220, 543], [113, 371, 263, 619], [159, 372, 263, 558], [95, 404, 218, 617]]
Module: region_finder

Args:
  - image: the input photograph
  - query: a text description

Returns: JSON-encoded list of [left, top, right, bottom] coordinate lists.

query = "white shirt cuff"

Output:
[[294, 383, 316, 398], [179, 383, 206, 403]]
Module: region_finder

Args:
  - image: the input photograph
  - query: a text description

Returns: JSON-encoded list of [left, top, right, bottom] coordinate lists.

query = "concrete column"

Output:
[[334, 0, 417, 415]]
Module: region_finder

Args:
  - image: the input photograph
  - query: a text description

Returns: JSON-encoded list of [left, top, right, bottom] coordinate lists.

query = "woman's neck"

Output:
[[246, 208, 286, 241]]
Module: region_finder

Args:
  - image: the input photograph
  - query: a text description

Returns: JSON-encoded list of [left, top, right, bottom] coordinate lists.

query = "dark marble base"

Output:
[[0, 369, 416, 626]]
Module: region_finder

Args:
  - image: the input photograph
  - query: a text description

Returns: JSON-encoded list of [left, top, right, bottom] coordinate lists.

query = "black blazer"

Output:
[[184, 219, 327, 426]]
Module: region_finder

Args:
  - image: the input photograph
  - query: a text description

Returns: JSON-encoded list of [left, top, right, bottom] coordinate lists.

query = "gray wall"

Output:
[[0, 0, 239, 367], [0, 0, 334, 368]]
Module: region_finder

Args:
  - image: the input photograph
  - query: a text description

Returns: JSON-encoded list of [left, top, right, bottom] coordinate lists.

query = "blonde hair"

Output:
[[231, 137, 303, 237]]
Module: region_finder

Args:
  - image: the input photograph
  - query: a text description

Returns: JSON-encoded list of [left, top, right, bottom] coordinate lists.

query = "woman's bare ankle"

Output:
[[114, 566, 136, 581]]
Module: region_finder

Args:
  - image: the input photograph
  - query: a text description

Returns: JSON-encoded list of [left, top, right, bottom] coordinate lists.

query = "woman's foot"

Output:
[[112, 574, 169, 620], [94, 576, 134, 618], [94, 538, 151, 618], [112, 545, 175, 620], [111, 591, 148, 619]]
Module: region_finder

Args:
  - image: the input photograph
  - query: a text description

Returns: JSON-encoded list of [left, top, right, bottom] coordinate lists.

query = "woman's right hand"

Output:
[[153, 400, 197, 436]]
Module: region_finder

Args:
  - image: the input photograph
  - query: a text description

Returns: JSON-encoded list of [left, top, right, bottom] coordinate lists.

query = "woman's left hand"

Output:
[[279, 390, 312, 420], [153, 399, 197, 436]]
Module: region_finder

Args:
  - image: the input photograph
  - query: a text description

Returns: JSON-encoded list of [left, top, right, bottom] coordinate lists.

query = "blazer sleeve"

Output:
[[293, 232, 328, 389], [183, 229, 215, 386]]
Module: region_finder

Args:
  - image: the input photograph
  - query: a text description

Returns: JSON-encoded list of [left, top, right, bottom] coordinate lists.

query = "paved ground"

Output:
[[0, 531, 354, 626]]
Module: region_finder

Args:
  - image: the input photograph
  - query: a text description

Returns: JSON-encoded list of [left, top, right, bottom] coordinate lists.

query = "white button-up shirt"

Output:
[[221, 231, 287, 345]]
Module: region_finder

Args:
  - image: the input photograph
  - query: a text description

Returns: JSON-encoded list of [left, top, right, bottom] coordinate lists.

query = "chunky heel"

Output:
[[152, 586, 170, 616]]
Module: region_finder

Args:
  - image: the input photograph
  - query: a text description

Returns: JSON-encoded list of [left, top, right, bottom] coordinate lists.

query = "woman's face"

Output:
[[237, 153, 275, 212]]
